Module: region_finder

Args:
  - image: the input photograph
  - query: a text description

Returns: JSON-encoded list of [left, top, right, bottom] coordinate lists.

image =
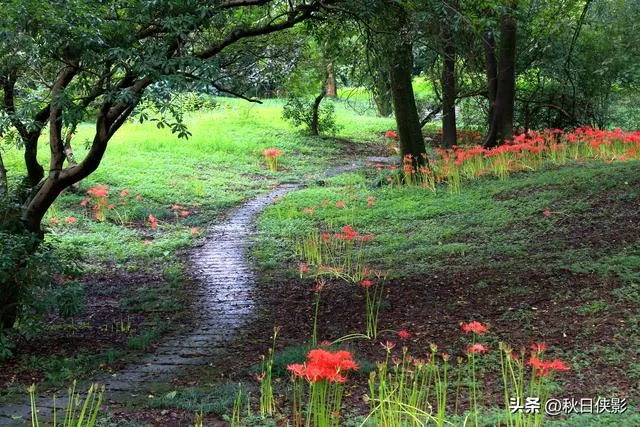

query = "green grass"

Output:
[[149, 383, 240, 415], [3, 97, 392, 271], [253, 160, 639, 279]]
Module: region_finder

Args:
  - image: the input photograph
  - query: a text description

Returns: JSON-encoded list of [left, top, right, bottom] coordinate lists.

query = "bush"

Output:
[[282, 97, 341, 135], [53, 282, 86, 320], [1, 198, 81, 331]]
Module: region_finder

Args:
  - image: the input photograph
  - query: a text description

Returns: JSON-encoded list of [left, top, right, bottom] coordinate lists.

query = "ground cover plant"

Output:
[[5, 100, 639, 425], [0, 98, 388, 402], [1, 0, 639, 424]]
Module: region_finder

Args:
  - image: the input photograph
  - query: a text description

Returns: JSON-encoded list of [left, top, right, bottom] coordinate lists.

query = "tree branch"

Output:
[[218, 0, 272, 9], [420, 106, 442, 128], [196, 1, 327, 59], [48, 64, 79, 175]]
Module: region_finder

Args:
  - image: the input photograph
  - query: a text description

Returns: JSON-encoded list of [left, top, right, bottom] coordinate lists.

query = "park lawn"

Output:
[[245, 158, 639, 422], [0, 97, 391, 395]]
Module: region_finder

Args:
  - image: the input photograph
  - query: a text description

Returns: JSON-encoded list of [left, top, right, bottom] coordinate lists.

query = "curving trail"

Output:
[[0, 158, 394, 425]]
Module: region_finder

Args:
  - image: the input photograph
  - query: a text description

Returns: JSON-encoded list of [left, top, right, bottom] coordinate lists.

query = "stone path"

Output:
[[0, 158, 395, 425]]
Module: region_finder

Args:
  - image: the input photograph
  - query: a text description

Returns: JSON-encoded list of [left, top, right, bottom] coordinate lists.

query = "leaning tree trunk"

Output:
[[326, 61, 337, 98], [310, 89, 327, 136], [389, 25, 426, 166], [0, 150, 7, 195], [484, 13, 517, 148], [23, 134, 44, 187], [441, 20, 457, 148]]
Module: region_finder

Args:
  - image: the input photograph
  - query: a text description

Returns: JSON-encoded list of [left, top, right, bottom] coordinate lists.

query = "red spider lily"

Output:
[[262, 148, 283, 158], [50, 217, 60, 225], [171, 204, 184, 211], [543, 208, 552, 217], [360, 279, 373, 288], [179, 210, 190, 217], [467, 343, 489, 354], [335, 225, 360, 241], [335, 201, 346, 208], [385, 130, 398, 139], [65, 217, 77, 225], [528, 356, 570, 377], [320, 232, 332, 243], [302, 207, 315, 217], [442, 353, 450, 361], [359, 234, 374, 242], [135, 195, 143, 201], [398, 329, 411, 340], [107, 204, 115, 210], [380, 341, 396, 352], [87, 185, 108, 198], [147, 214, 159, 229], [412, 358, 426, 367], [299, 263, 310, 274], [190, 227, 200, 235], [287, 363, 306, 378], [367, 200, 375, 206], [255, 371, 266, 382], [80, 199, 88, 206], [120, 189, 130, 197], [530, 342, 548, 353], [461, 321, 488, 335], [287, 349, 359, 383]]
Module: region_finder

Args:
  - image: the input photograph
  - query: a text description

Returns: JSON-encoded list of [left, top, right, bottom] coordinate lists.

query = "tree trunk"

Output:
[[373, 74, 393, 117], [441, 21, 457, 148], [0, 286, 20, 330], [23, 134, 45, 187], [64, 129, 78, 167], [0, 150, 7, 195], [483, 31, 498, 122], [326, 61, 337, 98], [389, 23, 426, 166], [311, 89, 326, 136], [483, 13, 517, 148]]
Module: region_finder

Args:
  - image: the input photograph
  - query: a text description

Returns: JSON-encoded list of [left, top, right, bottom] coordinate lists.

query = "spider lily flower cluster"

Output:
[[363, 321, 571, 427], [379, 127, 640, 194], [287, 349, 359, 427], [262, 147, 284, 172], [295, 218, 385, 339], [79, 185, 136, 224]]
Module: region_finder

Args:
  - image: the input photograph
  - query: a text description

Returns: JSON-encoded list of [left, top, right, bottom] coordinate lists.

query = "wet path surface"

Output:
[[0, 158, 394, 425]]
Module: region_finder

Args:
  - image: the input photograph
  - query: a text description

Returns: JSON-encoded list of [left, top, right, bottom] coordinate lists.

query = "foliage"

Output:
[[0, 329, 15, 361], [53, 282, 86, 320], [282, 97, 341, 135], [29, 381, 104, 427]]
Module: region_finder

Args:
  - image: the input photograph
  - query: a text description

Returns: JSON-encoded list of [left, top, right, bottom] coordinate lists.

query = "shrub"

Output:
[[282, 97, 341, 135]]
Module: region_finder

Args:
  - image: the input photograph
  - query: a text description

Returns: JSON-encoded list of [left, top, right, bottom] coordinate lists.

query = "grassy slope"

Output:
[[252, 160, 640, 415], [254, 161, 639, 279], [3, 98, 391, 268]]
